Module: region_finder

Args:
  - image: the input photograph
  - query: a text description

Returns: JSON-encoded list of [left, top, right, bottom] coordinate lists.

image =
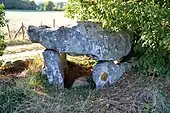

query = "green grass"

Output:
[[0, 78, 33, 113], [5, 39, 32, 46], [3, 39, 45, 54], [0, 55, 170, 113], [4, 44, 44, 54], [0, 72, 170, 113]]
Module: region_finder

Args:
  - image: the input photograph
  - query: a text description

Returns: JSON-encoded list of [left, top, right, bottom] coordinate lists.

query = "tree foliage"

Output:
[[0, 4, 6, 56], [56, 2, 65, 9], [53, 2, 67, 11], [65, 0, 170, 76], [0, 0, 65, 11], [44, 1, 55, 11], [0, 0, 37, 10]]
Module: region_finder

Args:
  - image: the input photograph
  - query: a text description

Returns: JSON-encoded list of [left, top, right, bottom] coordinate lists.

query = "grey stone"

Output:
[[42, 49, 64, 86], [41, 66, 47, 75], [72, 76, 89, 88], [92, 62, 125, 88], [28, 21, 131, 61]]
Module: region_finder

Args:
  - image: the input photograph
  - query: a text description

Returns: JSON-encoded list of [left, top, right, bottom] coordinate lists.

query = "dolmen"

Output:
[[28, 21, 131, 88]]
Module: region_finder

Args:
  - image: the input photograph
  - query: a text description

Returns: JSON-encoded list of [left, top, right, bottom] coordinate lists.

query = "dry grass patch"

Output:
[[0, 55, 170, 113], [0, 73, 169, 113], [4, 41, 44, 55], [5, 39, 32, 46], [27, 54, 44, 74]]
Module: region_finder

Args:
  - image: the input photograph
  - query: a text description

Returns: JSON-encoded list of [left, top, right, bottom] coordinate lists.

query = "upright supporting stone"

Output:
[[43, 49, 64, 87], [92, 62, 125, 88]]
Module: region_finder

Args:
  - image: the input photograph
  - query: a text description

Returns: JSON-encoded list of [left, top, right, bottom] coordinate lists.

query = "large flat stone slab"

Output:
[[28, 22, 131, 61]]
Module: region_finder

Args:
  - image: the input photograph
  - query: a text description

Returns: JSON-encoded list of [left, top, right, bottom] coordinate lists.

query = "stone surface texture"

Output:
[[72, 76, 89, 88], [42, 49, 64, 86], [92, 62, 125, 88], [28, 22, 131, 61]]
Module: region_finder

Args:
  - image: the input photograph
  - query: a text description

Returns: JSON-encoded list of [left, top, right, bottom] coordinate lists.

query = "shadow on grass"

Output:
[[0, 78, 32, 113]]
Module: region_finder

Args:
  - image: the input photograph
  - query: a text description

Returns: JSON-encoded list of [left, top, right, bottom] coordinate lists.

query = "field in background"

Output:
[[2, 11, 76, 59], [4, 10, 76, 43], [4, 11, 75, 34]]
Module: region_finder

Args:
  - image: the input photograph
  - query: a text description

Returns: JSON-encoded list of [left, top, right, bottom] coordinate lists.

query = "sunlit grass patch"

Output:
[[5, 39, 32, 46], [67, 55, 96, 68], [4, 42, 44, 55], [27, 54, 44, 74], [4, 45, 44, 54]]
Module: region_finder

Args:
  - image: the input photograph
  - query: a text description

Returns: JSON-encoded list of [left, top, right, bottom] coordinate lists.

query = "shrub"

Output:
[[53, 7, 65, 11], [0, 4, 6, 56], [65, 0, 170, 76]]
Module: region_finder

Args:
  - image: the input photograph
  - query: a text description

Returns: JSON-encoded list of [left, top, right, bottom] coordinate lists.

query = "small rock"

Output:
[[41, 66, 46, 75], [72, 76, 89, 88]]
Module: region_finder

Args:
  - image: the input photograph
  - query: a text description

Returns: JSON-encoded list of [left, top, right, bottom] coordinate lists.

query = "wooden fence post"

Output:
[[40, 21, 42, 26], [13, 25, 22, 39], [21, 22, 25, 40], [13, 22, 25, 40], [6, 24, 11, 40], [53, 19, 55, 27]]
